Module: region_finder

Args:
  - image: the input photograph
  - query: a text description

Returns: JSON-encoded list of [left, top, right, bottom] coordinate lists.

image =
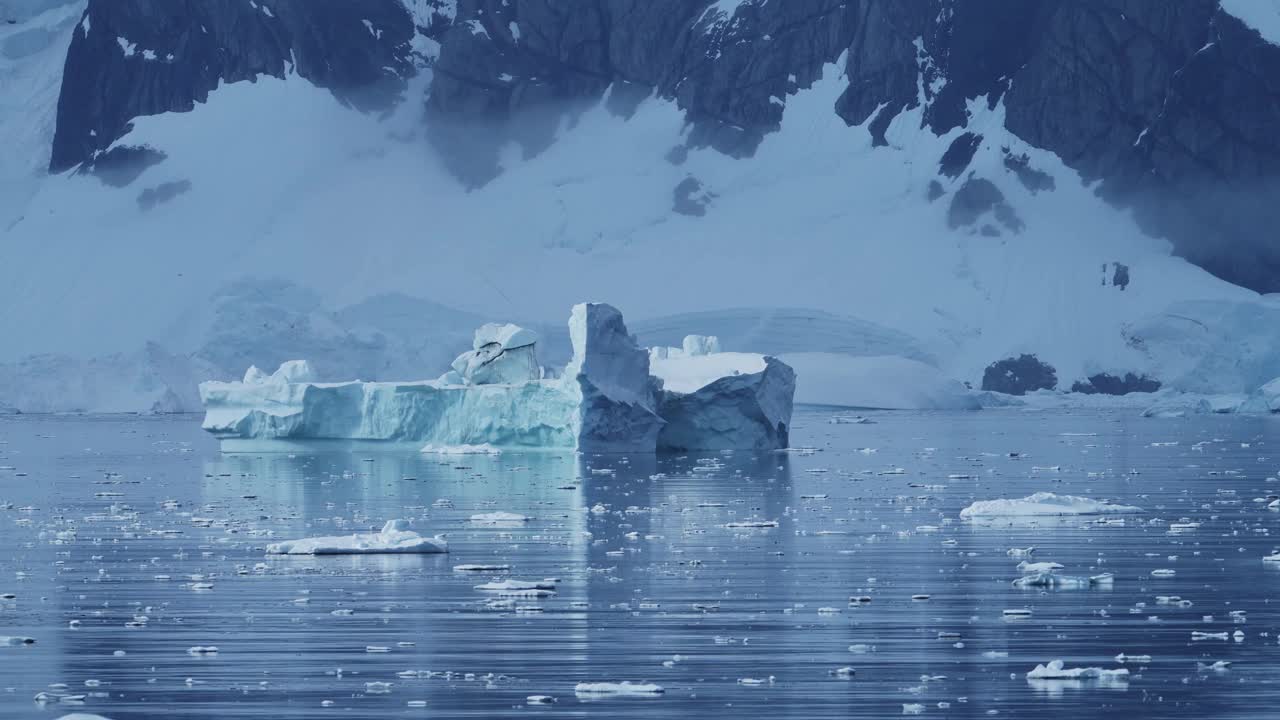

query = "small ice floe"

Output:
[[186, 646, 218, 656], [574, 681, 664, 697], [737, 676, 774, 685], [724, 519, 779, 529], [1003, 608, 1033, 619], [53, 714, 113, 720], [1197, 661, 1231, 672], [453, 564, 510, 572], [364, 681, 392, 694], [1, 636, 35, 646], [1191, 631, 1229, 641], [902, 704, 925, 715], [1150, 569, 1176, 578], [527, 695, 556, 704], [266, 520, 446, 555], [469, 512, 531, 524], [1007, 547, 1036, 557], [961, 492, 1142, 520], [1013, 573, 1113, 589], [1017, 561, 1064, 574], [475, 579, 557, 597], [1263, 552, 1280, 563], [1114, 653, 1152, 664], [421, 443, 501, 455], [1026, 660, 1129, 681], [831, 666, 856, 678]]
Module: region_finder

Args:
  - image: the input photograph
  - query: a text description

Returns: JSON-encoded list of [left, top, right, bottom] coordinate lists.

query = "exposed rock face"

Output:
[[1071, 372, 1160, 396], [982, 354, 1058, 396], [44, 0, 1280, 290], [51, 0, 422, 173]]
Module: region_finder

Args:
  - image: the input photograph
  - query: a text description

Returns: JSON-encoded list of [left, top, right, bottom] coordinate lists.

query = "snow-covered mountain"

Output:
[[3, 0, 1280, 412]]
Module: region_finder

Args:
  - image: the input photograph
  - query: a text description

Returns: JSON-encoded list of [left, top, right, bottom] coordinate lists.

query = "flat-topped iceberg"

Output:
[[200, 303, 795, 452]]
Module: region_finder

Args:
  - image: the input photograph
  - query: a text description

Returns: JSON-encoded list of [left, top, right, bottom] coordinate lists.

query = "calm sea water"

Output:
[[2, 408, 1280, 719]]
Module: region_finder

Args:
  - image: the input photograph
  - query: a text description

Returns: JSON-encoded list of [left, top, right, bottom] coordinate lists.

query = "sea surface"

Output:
[[2, 408, 1280, 719]]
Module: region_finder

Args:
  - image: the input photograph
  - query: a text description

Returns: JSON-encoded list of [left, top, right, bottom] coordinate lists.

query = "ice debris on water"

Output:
[[574, 681, 664, 697], [1026, 660, 1129, 681], [265, 520, 447, 555]]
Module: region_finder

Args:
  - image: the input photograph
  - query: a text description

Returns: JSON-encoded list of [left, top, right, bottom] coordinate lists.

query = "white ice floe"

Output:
[[265, 520, 447, 555], [473, 579, 557, 592], [724, 519, 779, 529], [961, 492, 1142, 520], [1016, 561, 1064, 574], [574, 681, 664, 697], [469, 512, 531, 524], [1, 636, 35, 645], [1026, 660, 1129, 681], [1012, 572, 1113, 589]]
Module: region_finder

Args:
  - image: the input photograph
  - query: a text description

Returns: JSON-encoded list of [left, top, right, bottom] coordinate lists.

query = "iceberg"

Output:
[[265, 519, 447, 555], [200, 303, 795, 452]]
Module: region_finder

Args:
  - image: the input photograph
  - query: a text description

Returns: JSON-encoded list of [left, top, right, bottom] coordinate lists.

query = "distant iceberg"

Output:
[[200, 303, 795, 452]]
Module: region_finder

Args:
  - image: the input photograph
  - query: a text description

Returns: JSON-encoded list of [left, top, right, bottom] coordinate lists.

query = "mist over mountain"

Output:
[[3, 0, 1280, 412]]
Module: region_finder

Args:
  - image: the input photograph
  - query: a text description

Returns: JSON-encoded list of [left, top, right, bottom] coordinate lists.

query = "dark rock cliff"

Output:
[[47, 0, 1280, 293]]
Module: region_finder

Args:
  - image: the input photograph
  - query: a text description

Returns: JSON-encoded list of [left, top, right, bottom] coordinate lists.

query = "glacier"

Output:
[[199, 303, 795, 453]]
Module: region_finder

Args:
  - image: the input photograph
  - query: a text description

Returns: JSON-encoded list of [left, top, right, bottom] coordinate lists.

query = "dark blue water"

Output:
[[2, 408, 1280, 718]]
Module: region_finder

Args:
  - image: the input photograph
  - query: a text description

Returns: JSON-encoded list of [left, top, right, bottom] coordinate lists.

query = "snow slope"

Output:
[[1220, 0, 1280, 44], [1, 31, 1277, 411]]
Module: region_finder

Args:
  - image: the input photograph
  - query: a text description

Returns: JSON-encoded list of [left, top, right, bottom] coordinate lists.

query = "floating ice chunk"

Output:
[[1263, 552, 1280, 563], [265, 520, 447, 555], [186, 646, 218, 655], [453, 564, 510, 572], [574, 681, 664, 697], [1026, 660, 1129, 681], [526, 695, 556, 704], [961, 492, 1143, 520], [1017, 561, 1064, 574], [902, 704, 925, 715], [1, 636, 35, 645], [469, 512, 531, 524], [1114, 654, 1152, 664], [474, 579, 557, 592], [1013, 572, 1113, 589], [1007, 547, 1036, 557], [724, 519, 779, 529], [55, 715, 115, 720], [1198, 660, 1231, 672]]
